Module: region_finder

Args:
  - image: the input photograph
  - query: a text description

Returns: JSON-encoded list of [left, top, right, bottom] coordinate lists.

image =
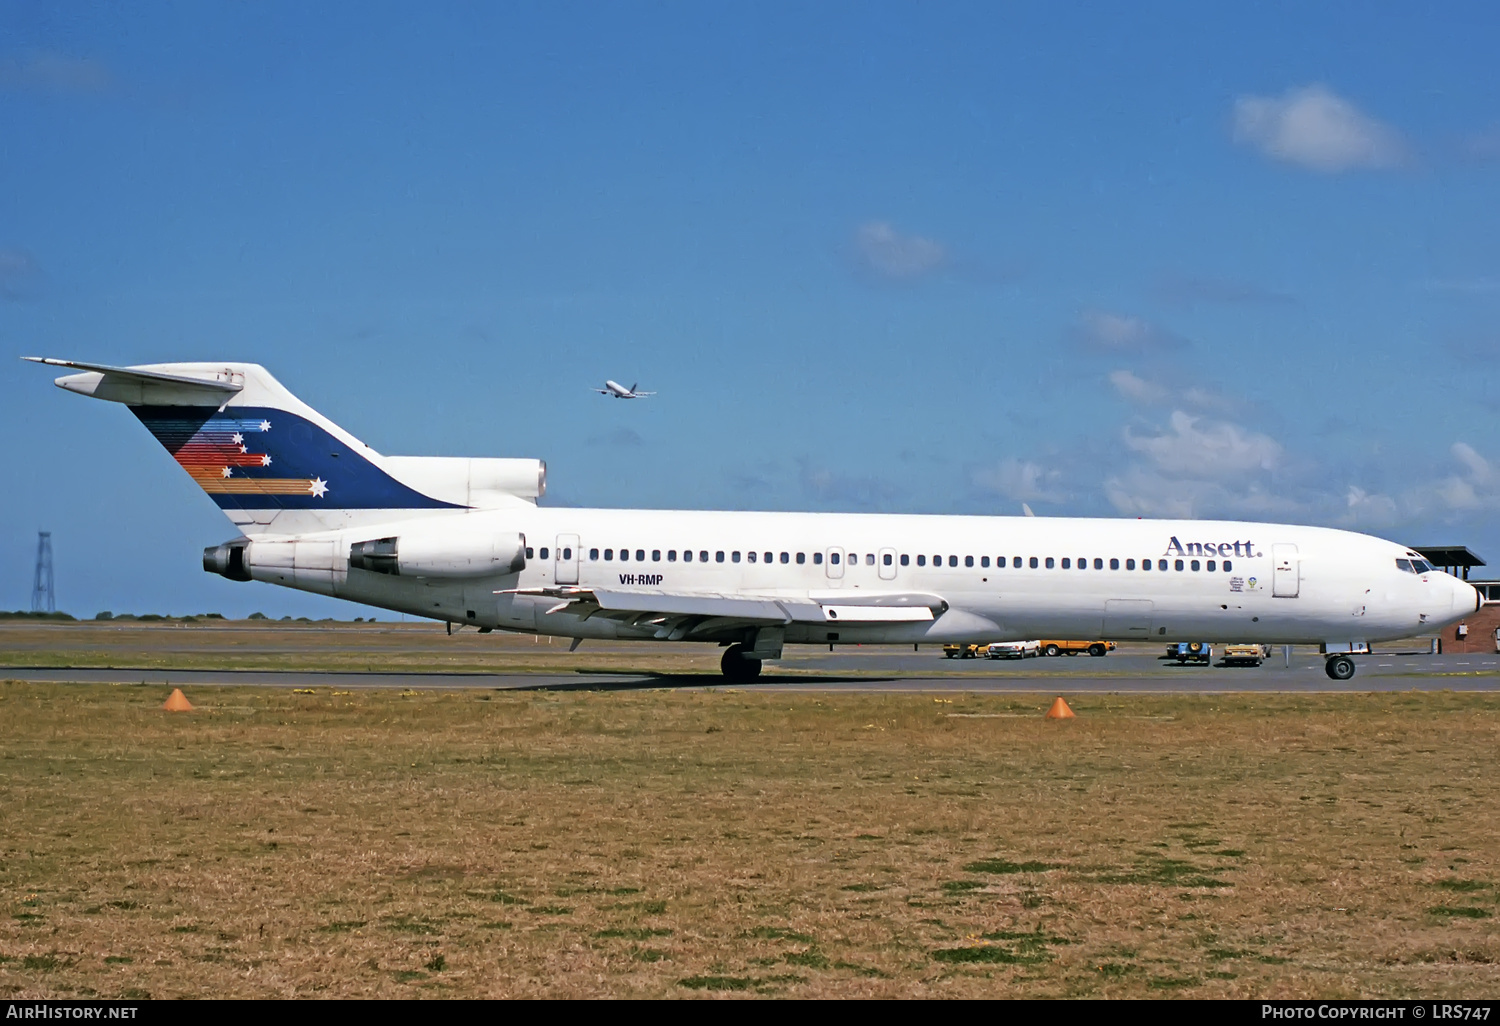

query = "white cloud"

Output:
[[971, 459, 1066, 504], [1123, 411, 1281, 478], [1075, 311, 1189, 353], [1108, 369, 1227, 412], [1233, 84, 1403, 172], [852, 222, 946, 280], [1108, 369, 1168, 405]]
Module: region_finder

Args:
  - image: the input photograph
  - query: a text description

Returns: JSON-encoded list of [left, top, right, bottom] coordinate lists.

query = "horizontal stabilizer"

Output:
[[23, 357, 243, 405]]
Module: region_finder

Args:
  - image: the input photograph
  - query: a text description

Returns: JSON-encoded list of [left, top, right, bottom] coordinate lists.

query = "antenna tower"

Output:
[[31, 531, 54, 614]]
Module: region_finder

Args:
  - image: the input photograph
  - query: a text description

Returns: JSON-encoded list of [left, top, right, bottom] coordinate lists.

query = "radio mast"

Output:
[[31, 531, 54, 614]]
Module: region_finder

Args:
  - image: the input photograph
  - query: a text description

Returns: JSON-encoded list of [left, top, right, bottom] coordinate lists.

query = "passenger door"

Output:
[[555, 534, 580, 585], [1272, 543, 1299, 598]]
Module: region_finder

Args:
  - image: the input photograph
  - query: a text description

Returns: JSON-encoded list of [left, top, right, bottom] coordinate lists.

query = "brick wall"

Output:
[[1442, 601, 1500, 655]]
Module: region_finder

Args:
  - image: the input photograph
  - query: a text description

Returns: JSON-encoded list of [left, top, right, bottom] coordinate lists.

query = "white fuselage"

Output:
[[241, 507, 1479, 649]]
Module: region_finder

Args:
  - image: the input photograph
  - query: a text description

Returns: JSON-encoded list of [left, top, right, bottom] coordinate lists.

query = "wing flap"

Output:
[[501, 587, 947, 625]]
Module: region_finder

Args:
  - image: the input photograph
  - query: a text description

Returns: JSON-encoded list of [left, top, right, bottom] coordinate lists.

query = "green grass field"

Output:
[[1, 680, 1497, 998]]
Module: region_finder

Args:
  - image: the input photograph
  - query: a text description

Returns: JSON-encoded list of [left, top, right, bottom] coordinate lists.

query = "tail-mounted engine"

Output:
[[348, 531, 526, 578]]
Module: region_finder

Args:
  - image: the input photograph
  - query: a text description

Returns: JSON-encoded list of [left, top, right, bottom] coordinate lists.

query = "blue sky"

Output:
[[3, 1, 1499, 617]]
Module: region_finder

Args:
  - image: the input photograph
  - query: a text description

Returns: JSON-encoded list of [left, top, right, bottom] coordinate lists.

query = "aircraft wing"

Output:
[[499, 586, 945, 639]]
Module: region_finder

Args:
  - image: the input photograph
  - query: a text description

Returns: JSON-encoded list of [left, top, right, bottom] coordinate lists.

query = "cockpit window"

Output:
[[1412, 559, 1433, 573], [1395, 558, 1413, 573]]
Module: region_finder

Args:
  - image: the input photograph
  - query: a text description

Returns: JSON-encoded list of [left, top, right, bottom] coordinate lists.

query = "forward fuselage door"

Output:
[[555, 534, 580, 585], [878, 546, 897, 581], [1272, 543, 1299, 598]]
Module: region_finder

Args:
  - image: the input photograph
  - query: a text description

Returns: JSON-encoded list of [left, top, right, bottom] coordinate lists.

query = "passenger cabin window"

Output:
[[732, 551, 740, 563], [636, 549, 645, 561], [814, 553, 823, 564], [1206, 560, 1215, 571], [652, 550, 661, 561], [1045, 557, 1055, 569], [1079, 557, 1087, 569], [1012, 557, 1022, 568], [798, 553, 807, 564], [1061, 558, 1070, 569], [1190, 560, 1200, 571], [1109, 558, 1119, 570], [764, 551, 773, 563], [682, 551, 691, 562], [1223, 560, 1232, 571], [590, 548, 599, 560], [780, 552, 790, 564], [716, 551, 725, 563], [980, 556, 989, 567], [1126, 559, 1136, 570], [1158, 559, 1168, 571], [899, 554, 908, 566], [1029, 557, 1039, 568], [883, 553, 893, 566], [562, 548, 572, 560], [604, 549, 613, 560], [526, 547, 535, 559], [1094, 558, 1104, 569], [540, 547, 549, 559], [700, 551, 709, 562], [832, 552, 842, 565], [1175, 559, 1184, 571], [917, 555, 926, 566], [965, 555, 974, 567], [1141, 559, 1150, 571], [865, 553, 874, 566], [946, 555, 956, 567], [668, 550, 677, 562]]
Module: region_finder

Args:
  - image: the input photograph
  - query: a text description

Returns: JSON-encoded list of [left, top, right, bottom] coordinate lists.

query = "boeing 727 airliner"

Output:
[[27, 358, 1480, 682]]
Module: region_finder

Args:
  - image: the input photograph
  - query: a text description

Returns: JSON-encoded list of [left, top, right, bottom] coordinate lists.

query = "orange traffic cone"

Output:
[[1045, 697, 1075, 720], [163, 688, 194, 712]]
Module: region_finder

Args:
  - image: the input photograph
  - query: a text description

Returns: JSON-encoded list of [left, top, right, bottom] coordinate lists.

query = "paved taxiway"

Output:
[[7, 650, 1499, 692]]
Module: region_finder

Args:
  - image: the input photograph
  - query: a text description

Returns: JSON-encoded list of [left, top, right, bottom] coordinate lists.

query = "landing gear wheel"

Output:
[[721, 644, 763, 682], [1044, 644, 1060, 657], [1325, 655, 1356, 681]]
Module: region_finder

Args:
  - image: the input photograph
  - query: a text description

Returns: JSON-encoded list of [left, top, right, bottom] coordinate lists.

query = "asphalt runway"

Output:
[[7, 650, 1500, 692]]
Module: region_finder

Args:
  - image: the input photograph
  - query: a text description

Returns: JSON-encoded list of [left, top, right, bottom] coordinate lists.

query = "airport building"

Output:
[[1414, 546, 1500, 653]]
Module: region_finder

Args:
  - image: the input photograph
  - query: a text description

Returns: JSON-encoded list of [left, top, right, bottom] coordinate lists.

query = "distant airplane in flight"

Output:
[[593, 380, 655, 399]]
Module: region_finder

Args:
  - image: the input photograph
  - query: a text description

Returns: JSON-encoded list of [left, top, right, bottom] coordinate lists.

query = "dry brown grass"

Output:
[[1, 681, 1497, 998]]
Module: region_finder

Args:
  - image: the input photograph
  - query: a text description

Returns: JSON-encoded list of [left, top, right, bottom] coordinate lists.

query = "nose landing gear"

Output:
[[1324, 655, 1356, 681]]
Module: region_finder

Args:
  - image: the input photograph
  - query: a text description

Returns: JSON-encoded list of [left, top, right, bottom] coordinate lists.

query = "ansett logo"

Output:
[[1165, 537, 1262, 558]]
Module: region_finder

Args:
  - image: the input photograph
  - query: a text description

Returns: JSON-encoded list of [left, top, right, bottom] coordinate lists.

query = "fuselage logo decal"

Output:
[[1165, 536, 1262, 558]]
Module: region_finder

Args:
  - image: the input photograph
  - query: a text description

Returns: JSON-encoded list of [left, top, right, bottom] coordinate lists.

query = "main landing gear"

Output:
[[1324, 655, 1357, 681], [721, 643, 763, 683]]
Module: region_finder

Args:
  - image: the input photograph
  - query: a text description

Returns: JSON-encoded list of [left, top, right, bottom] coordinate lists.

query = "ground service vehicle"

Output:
[[942, 643, 986, 659], [987, 640, 1041, 659], [1167, 641, 1213, 664], [1221, 643, 1271, 666], [1038, 639, 1116, 657]]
